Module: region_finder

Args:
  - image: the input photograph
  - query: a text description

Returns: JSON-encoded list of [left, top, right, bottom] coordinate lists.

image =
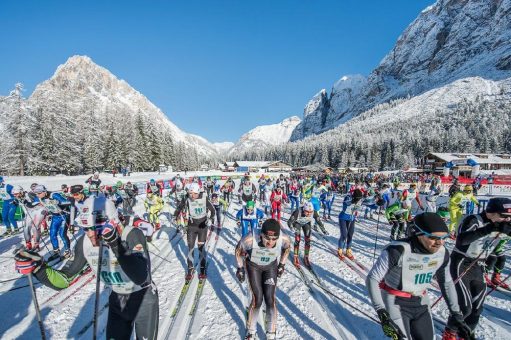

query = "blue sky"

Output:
[[0, 0, 433, 143]]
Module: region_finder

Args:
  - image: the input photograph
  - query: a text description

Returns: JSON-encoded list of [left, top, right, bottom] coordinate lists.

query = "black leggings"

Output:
[[294, 223, 311, 256], [246, 261, 278, 335], [390, 220, 405, 240], [106, 286, 159, 340], [392, 296, 433, 340], [450, 254, 486, 331], [223, 191, 230, 203], [186, 221, 208, 269]]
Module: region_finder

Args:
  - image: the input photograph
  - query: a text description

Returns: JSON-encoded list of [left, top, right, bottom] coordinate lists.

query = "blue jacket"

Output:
[[0, 183, 14, 202], [339, 195, 362, 221]]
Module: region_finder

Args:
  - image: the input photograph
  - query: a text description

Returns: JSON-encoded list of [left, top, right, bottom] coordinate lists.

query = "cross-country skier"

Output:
[[239, 176, 257, 205], [443, 197, 511, 339], [144, 193, 164, 230], [15, 185, 45, 251], [484, 237, 511, 290], [236, 200, 265, 238], [270, 187, 288, 222], [33, 185, 73, 260], [337, 189, 363, 260], [448, 185, 480, 237], [146, 179, 163, 197], [288, 201, 327, 268], [210, 192, 228, 227], [14, 194, 159, 340], [235, 219, 291, 340], [366, 213, 471, 340], [174, 183, 215, 280], [0, 176, 20, 235], [121, 181, 138, 215]]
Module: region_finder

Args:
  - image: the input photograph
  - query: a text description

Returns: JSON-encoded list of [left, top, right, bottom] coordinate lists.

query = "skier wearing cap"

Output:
[[221, 178, 235, 203], [443, 197, 511, 339], [33, 185, 73, 260], [239, 176, 258, 205], [337, 189, 364, 260], [174, 182, 216, 280], [448, 185, 480, 237], [122, 181, 138, 216], [0, 176, 20, 235], [367, 213, 471, 340], [288, 201, 327, 268], [210, 192, 228, 227], [270, 187, 288, 222], [144, 193, 164, 230], [85, 172, 102, 195], [235, 219, 291, 340], [13, 185, 44, 250], [14, 194, 159, 340], [236, 200, 265, 238], [146, 179, 163, 197]]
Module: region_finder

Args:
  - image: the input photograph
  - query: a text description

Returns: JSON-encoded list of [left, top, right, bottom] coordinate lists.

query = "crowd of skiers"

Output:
[[1, 170, 510, 340]]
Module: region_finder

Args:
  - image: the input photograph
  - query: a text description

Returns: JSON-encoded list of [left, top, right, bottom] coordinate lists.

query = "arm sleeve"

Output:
[[236, 210, 242, 220], [457, 216, 498, 246], [435, 250, 461, 314], [112, 228, 151, 285], [279, 235, 291, 264], [313, 211, 326, 233], [366, 246, 401, 311], [235, 235, 252, 268], [287, 210, 298, 229]]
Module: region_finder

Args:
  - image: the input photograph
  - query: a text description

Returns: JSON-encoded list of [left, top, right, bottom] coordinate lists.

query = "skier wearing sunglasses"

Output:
[[235, 219, 291, 340], [366, 212, 471, 340]]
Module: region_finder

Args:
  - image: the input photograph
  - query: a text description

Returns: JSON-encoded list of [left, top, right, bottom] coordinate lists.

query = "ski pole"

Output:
[[372, 207, 382, 265], [28, 273, 46, 340], [431, 233, 502, 309], [93, 241, 103, 340], [484, 272, 511, 298]]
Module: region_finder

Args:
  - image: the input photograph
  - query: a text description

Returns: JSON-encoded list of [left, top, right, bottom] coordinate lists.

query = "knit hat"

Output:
[[412, 212, 449, 234], [486, 197, 511, 215], [261, 219, 280, 237], [70, 185, 84, 194]]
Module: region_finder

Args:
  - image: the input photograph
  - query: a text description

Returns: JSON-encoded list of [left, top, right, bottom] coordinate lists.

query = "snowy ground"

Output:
[[0, 173, 510, 339]]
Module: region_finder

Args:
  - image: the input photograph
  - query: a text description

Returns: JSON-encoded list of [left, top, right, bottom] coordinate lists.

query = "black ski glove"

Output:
[[447, 312, 474, 340], [277, 263, 285, 278], [236, 267, 245, 283], [497, 222, 511, 236], [102, 224, 121, 256], [377, 309, 405, 339]]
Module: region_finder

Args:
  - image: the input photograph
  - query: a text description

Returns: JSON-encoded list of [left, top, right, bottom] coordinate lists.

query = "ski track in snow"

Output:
[[0, 176, 510, 339]]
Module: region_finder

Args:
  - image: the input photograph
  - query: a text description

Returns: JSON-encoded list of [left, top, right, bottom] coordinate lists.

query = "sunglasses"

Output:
[[262, 234, 278, 241], [414, 223, 449, 240]]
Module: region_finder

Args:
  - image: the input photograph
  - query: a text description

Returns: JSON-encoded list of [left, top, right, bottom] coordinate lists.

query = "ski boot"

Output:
[[185, 267, 195, 282], [199, 266, 207, 280], [47, 249, 61, 262], [155, 223, 161, 231], [312, 224, 318, 232], [441, 329, 457, 340], [492, 273, 510, 290], [244, 331, 254, 339], [266, 332, 276, 340], [63, 249, 73, 259], [41, 229, 49, 237], [337, 248, 345, 260], [346, 248, 355, 260], [303, 256, 311, 268], [25, 241, 32, 250], [32, 243, 40, 252], [293, 255, 300, 268]]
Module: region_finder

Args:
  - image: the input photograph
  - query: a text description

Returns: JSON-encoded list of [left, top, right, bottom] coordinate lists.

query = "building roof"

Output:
[[234, 161, 271, 167], [428, 153, 511, 165]]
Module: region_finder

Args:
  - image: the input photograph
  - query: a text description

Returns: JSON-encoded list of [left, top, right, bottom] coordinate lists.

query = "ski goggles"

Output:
[[412, 223, 449, 241], [262, 234, 279, 241]]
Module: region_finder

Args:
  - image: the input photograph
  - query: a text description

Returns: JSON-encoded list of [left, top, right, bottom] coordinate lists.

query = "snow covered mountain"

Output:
[[29, 55, 220, 156], [291, 0, 511, 140], [228, 116, 301, 155], [212, 141, 235, 154]]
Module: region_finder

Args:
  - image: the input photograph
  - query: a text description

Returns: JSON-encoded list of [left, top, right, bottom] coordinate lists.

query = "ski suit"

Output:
[[448, 192, 478, 233], [338, 194, 363, 250], [174, 193, 215, 272], [32, 209, 158, 340], [367, 237, 462, 340], [20, 192, 46, 249], [270, 190, 287, 221], [240, 182, 257, 205], [236, 207, 265, 238], [288, 208, 325, 259], [385, 202, 408, 240], [43, 192, 72, 252], [235, 233, 291, 338], [211, 194, 228, 226], [0, 183, 18, 231], [144, 195, 164, 227], [288, 182, 301, 212], [449, 214, 507, 332]]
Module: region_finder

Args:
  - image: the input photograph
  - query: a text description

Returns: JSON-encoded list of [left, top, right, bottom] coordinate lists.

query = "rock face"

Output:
[[228, 116, 301, 155], [30, 55, 220, 155], [291, 0, 511, 141]]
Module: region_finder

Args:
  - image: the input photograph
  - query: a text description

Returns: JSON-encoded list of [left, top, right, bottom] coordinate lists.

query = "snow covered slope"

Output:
[[228, 116, 301, 155], [29, 55, 220, 156], [291, 0, 511, 140]]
